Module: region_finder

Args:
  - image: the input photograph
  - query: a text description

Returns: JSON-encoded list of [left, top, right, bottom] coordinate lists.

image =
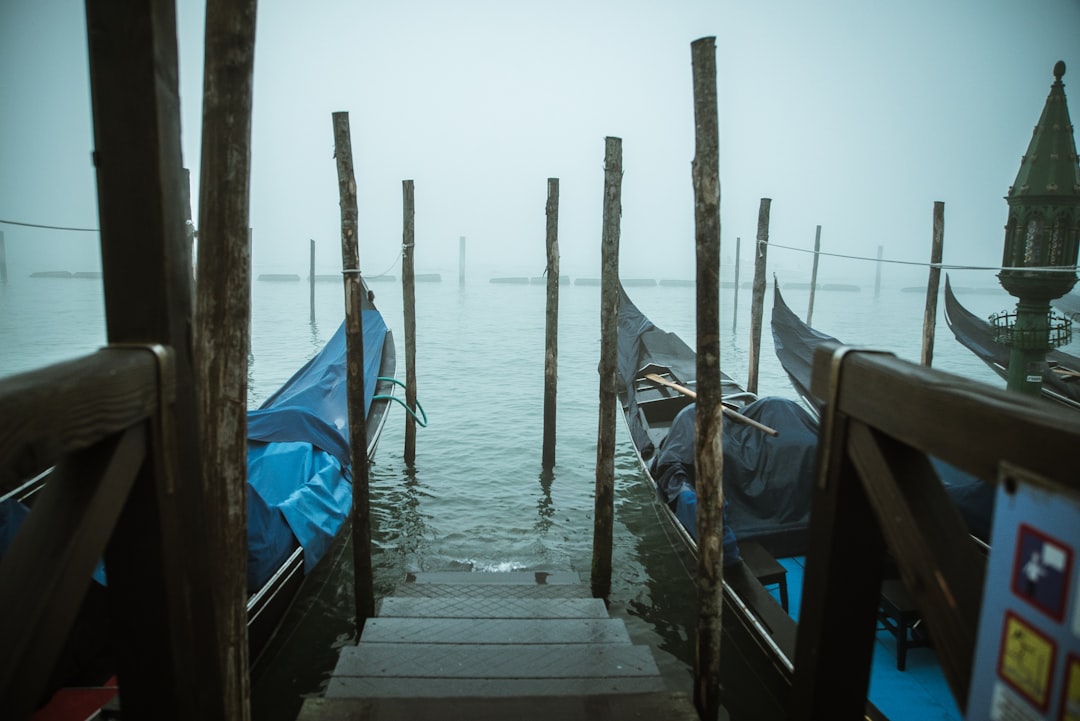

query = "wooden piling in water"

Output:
[[332, 111, 374, 628], [875, 245, 884, 298], [403, 180, 418, 466], [732, 236, 740, 328], [747, 198, 771, 396], [690, 35, 724, 721], [592, 137, 622, 600], [0, 230, 7, 283], [922, 202, 945, 367], [310, 239, 316, 323], [807, 225, 822, 325], [542, 178, 560, 470], [194, 1, 257, 716], [459, 235, 466, 287]]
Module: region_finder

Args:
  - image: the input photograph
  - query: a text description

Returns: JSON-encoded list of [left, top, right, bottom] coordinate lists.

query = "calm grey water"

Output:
[[1, 265, 1062, 718]]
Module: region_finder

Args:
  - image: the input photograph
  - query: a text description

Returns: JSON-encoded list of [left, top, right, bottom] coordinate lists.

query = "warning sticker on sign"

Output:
[[998, 611, 1057, 712], [1062, 655, 1080, 721], [1012, 523, 1073, 622]]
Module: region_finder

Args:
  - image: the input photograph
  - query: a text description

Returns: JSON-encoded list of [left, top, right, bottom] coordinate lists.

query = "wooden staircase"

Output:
[[296, 571, 698, 720]]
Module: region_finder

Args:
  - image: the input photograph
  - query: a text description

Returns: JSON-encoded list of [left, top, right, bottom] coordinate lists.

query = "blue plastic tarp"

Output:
[[245, 310, 387, 591]]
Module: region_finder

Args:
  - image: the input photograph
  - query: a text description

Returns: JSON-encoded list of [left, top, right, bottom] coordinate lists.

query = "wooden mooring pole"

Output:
[[807, 224, 822, 325], [332, 111, 374, 628], [194, 0, 257, 716], [403, 180, 418, 466], [542, 178, 560, 470], [592, 137, 622, 600], [875, 245, 884, 298], [732, 236, 740, 328], [747, 198, 771, 396], [458, 235, 466, 287], [310, 239, 316, 323], [690, 35, 725, 721], [922, 202, 945, 366], [0, 230, 7, 283]]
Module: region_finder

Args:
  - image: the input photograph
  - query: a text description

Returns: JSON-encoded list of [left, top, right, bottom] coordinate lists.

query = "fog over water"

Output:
[[1, 1, 1078, 289]]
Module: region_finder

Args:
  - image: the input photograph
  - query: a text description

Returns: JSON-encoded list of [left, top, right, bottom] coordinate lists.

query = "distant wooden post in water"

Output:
[[332, 111, 374, 628], [310, 239, 316, 323], [875, 245, 884, 298], [807, 224, 822, 325], [922, 202, 945, 366], [542, 178, 560, 470], [747, 198, 771, 395], [732, 236, 740, 328], [592, 137, 622, 600], [194, 0, 258, 714], [403, 180, 418, 466], [690, 35, 725, 721], [458, 235, 466, 287], [0, 230, 7, 283]]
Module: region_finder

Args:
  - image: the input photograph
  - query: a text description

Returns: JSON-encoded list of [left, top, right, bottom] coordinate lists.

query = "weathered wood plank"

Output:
[[407, 571, 580, 586], [361, 617, 630, 645], [377, 596, 609, 619], [322, 678, 672, 701], [333, 643, 660, 679], [0, 349, 161, 492], [305, 691, 694, 718], [809, 342, 1080, 486]]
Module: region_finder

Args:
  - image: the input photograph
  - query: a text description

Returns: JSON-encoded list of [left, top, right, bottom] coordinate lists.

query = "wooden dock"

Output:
[[296, 571, 697, 720]]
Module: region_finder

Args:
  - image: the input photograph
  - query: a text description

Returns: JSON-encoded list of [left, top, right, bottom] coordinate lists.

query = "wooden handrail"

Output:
[[790, 342, 1080, 719], [0, 347, 169, 493]]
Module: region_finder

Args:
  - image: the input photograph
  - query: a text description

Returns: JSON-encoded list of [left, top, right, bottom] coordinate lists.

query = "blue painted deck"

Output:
[[774, 557, 962, 721]]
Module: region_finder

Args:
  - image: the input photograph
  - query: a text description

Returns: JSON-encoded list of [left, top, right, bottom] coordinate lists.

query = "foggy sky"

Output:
[[2, 0, 1079, 286]]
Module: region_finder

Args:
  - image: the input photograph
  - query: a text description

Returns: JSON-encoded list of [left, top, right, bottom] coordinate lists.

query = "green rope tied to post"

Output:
[[374, 376, 428, 427]]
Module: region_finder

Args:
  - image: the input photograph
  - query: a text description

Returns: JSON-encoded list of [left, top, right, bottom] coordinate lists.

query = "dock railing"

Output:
[[0, 347, 177, 718], [790, 341, 1080, 719]]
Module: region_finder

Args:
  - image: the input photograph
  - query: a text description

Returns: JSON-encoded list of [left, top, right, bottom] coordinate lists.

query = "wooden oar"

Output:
[[644, 373, 779, 436]]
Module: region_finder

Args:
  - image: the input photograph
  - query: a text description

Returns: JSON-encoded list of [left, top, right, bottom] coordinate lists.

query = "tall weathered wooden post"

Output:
[[402, 180, 418, 466], [310, 239, 316, 323], [332, 111, 374, 628], [458, 235, 466, 287], [732, 236, 740, 328], [807, 225, 822, 325], [0, 230, 7, 283], [591, 137, 622, 600], [194, 0, 258, 717], [747, 198, 771, 395], [875, 245, 884, 298], [542, 178, 560, 470], [690, 35, 725, 721], [921, 202, 945, 366]]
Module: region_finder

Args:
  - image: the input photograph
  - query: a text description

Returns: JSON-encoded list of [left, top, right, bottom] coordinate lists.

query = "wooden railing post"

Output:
[[332, 111, 374, 628], [591, 137, 622, 600], [690, 35, 725, 721], [85, 1, 226, 716]]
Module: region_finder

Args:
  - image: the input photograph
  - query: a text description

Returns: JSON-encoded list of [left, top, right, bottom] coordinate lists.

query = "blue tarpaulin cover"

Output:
[[245, 310, 387, 591]]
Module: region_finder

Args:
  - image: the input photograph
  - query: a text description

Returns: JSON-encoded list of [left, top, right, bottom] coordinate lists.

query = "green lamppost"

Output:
[[992, 61, 1080, 397]]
